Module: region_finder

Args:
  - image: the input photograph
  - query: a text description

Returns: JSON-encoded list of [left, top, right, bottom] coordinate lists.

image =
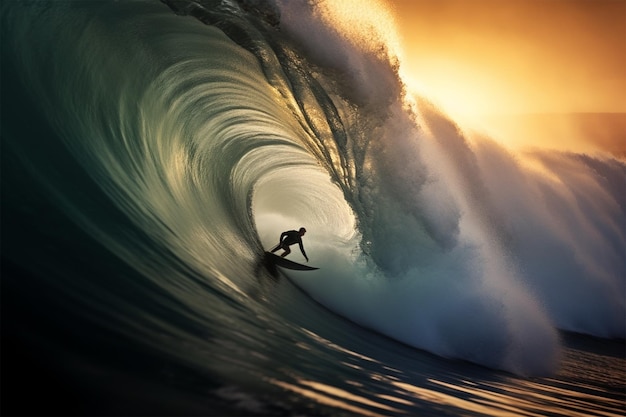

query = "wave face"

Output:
[[1, 0, 624, 391]]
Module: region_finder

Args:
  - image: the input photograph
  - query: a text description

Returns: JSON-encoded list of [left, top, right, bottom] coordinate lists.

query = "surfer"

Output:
[[271, 228, 309, 262]]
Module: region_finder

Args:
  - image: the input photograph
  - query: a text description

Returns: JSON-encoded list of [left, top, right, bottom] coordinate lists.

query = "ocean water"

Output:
[[1, 1, 624, 415]]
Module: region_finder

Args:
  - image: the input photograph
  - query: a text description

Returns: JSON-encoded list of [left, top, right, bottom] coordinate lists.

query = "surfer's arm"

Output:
[[298, 241, 308, 262]]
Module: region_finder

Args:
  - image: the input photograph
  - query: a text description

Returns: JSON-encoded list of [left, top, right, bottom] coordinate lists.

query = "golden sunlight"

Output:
[[317, 0, 402, 59], [387, 0, 626, 154]]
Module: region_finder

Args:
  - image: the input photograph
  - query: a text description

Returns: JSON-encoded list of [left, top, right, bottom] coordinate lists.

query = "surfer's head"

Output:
[[299, 227, 306, 236]]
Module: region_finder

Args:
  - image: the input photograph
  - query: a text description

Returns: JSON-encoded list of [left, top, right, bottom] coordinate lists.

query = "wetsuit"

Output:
[[272, 230, 308, 260]]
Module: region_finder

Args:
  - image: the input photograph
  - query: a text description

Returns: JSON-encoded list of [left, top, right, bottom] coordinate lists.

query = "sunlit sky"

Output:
[[379, 0, 625, 154], [386, 0, 626, 117]]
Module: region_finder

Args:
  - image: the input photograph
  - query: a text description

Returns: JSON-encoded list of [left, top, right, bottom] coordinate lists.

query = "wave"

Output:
[[2, 0, 624, 378]]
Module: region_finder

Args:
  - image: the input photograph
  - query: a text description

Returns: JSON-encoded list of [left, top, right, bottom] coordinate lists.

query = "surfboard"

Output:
[[264, 252, 319, 271]]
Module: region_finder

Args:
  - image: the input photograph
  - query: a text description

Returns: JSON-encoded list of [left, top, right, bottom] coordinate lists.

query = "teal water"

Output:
[[2, 1, 624, 415]]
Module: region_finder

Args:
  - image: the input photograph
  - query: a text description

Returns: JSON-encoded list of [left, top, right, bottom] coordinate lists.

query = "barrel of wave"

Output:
[[253, 157, 360, 273]]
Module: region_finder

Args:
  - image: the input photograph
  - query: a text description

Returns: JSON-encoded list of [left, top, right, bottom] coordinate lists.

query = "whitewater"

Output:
[[2, 0, 624, 415]]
